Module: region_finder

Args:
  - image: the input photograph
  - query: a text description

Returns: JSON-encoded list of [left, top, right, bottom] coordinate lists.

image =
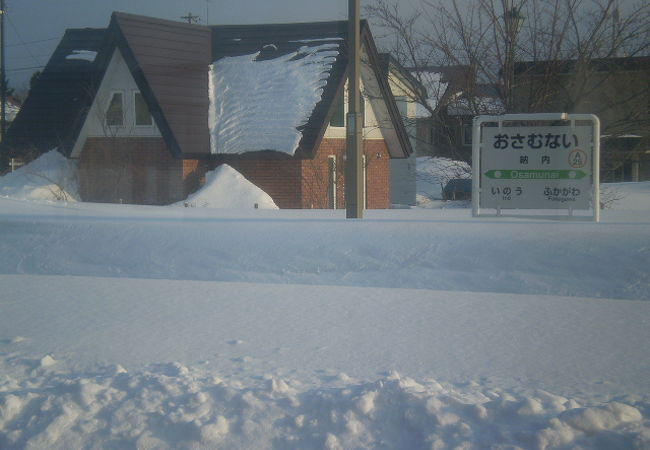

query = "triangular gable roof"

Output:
[[360, 24, 412, 158], [108, 12, 211, 158], [5, 28, 105, 155], [8, 13, 411, 160], [209, 20, 411, 158]]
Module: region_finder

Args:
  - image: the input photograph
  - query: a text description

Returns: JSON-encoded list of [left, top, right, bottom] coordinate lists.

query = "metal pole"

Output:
[[345, 0, 363, 219]]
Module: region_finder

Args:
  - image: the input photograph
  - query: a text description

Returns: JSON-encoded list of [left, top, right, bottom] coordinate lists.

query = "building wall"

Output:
[[78, 137, 184, 205], [515, 61, 650, 181], [214, 157, 303, 209], [301, 138, 390, 209], [72, 49, 162, 159]]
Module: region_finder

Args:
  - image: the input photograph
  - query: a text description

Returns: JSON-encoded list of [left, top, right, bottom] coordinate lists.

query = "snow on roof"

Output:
[[175, 164, 278, 209], [208, 43, 339, 155], [415, 71, 449, 117], [447, 94, 504, 116], [4, 100, 20, 122], [65, 50, 98, 62]]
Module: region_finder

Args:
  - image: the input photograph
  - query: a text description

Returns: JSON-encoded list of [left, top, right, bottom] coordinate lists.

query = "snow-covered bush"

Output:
[[0, 149, 79, 202]]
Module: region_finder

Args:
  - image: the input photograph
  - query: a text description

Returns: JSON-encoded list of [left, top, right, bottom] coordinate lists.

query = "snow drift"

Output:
[[0, 150, 78, 202], [175, 164, 278, 209]]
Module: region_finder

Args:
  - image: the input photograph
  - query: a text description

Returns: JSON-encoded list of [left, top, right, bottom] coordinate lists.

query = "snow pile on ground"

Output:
[[0, 150, 79, 202], [175, 164, 278, 209], [416, 156, 471, 206], [2, 274, 649, 449], [1, 183, 649, 448], [0, 351, 646, 449], [209, 41, 339, 155]]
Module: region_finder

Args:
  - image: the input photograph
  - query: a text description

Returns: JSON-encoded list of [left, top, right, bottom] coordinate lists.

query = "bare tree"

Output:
[[367, 0, 649, 115], [367, 0, 650, 179]]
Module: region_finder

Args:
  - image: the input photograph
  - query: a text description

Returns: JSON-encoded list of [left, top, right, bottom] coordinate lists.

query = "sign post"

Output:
[[472, 113, 600, 221]]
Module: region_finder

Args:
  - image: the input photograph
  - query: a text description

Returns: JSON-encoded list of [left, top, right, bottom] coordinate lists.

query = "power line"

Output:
[[7, 14, 42, 67], [7, 65, 44, 72], [7, 36, 59, 48]]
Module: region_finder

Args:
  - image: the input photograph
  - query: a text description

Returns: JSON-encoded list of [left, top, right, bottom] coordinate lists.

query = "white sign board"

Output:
[[472, 114, 600, 221]]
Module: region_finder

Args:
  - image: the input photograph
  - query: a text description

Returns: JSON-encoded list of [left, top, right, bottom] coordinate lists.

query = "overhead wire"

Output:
[[7, 15, 43, 67]]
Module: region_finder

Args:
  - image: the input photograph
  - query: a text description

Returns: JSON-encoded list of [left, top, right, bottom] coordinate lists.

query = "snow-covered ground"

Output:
[[1, 156, 650, 449]]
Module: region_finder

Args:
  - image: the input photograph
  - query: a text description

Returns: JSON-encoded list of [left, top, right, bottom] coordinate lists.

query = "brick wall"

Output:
[[217, 158, 303, 209], [301, 138, 391, 209], [78, 137, 184, 205], [78, 136, 392, 208]]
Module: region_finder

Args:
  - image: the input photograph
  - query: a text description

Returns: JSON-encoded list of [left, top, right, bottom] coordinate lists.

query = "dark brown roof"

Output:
[[111, 12, 212, 157], [5, 28, 106, 155], [7, 13, 411, 160]]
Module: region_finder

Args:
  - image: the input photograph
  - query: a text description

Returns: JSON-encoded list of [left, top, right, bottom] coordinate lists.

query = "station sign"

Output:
[[472, 114, 600, 221]]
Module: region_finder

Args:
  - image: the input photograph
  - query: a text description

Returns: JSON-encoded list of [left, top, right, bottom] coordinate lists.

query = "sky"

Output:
[[5, 0, 359, 91]]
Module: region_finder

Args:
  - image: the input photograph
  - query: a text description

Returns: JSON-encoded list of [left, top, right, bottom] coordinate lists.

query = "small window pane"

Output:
[[395, 96, 408, 118], [106, 92, 123, 126], [135, 92, 153, 126], [462, 124, 472, 146], [330, 90, 345, 127]]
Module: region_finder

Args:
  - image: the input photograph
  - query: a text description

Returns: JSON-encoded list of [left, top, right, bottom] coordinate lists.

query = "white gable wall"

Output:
[[323, 47, 398, 144], [386, 66, 418, 206], [71, 48, 160, 158]]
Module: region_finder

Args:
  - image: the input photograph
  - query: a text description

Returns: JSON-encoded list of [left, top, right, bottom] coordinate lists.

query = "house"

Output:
[[3, 96, 21, 129], [514, 56, 650, 182], [378, 53, 423, 205], [413, 65, 503, 162], [5, 12, 411, 208]]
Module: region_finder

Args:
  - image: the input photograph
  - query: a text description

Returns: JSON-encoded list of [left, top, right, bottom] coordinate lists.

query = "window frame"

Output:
[[329, 88, 367, 129]]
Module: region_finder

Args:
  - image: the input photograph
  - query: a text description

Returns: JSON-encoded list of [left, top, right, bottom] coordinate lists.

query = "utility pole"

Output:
[[1, 0, 6, 144], [345, 0, 363, 219]]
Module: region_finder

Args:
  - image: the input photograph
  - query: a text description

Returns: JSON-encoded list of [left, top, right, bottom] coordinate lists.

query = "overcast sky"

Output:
[[6, 0, 363, 90]]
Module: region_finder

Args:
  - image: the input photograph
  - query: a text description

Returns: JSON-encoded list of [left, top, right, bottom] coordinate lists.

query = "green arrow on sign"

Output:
[[484, 169, 586, 180]]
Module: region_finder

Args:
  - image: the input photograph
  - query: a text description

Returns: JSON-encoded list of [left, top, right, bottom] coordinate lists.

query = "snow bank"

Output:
[[0, 150, 79, 202], [416, 156, 471, 205], [175, 164, 278, 209], [602, 181, 650, 210], [209, 42, 339, 155], [0, 353, 646, 449], [1, 183, 649, 448]]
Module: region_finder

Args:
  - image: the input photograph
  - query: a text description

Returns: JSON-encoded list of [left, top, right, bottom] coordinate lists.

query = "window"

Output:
[[328, 156, 337, 209], [329, 89, 367, 128], [134, 92, 153, 126], [106, 92, 123, 126], [462, 123, 472, 146], [394, 95, 408, 119], [330, 91, 345, 127]]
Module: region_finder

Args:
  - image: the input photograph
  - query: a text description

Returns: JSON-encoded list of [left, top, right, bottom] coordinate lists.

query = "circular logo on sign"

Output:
[[568, 149, 587, 169]]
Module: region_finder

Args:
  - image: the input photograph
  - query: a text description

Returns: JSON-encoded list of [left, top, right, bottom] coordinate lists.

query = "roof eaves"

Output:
[[361, 22, 412, 158]]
